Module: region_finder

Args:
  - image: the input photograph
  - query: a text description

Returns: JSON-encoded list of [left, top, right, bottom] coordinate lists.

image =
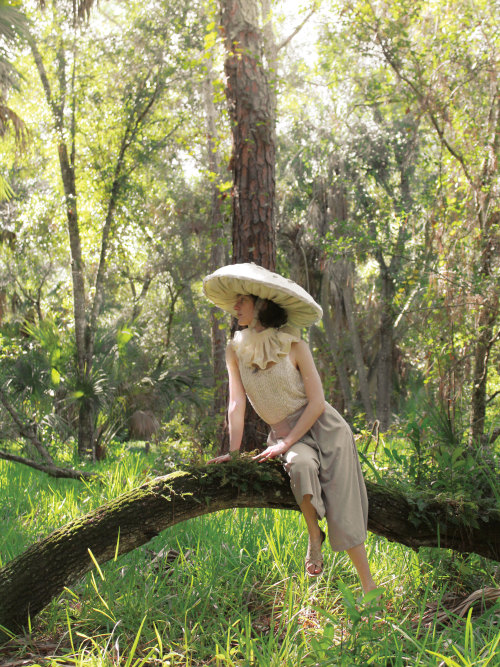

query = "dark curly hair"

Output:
[[252, 296, 288, 328]]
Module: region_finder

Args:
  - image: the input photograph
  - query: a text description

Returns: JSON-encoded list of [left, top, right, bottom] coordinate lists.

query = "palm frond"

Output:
[[0, 102, 27, 145], [0, 173, 13, 200], [0, 2, 29, 42]]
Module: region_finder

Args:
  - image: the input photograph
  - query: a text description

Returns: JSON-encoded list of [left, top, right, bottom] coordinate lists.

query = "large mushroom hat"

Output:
[[203, 263, 322, 328]]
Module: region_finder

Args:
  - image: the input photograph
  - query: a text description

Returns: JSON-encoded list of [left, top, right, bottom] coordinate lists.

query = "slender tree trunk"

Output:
[[203, 58, 229, 439], [469, 91, 500, 444], [377, 265, 394, 431], [320, 276, 353, 415], [178, 238, 211, 374], [77, 402, 95, 460], [30, 37, 91, 456], [58, 144, 87, 378], [1, 459, 499, 636], [469, 215, 498, 445], [338, 260, 374, 422], [184, 284, 212, 372]]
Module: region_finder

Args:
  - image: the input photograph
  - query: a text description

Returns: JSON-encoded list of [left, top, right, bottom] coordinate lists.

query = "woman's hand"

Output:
[[207, 453, 232, 464], [253, 440, 289, 462]]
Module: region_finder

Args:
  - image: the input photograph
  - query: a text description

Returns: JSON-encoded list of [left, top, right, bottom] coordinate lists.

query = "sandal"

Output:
[[305, 528, 326, 577]]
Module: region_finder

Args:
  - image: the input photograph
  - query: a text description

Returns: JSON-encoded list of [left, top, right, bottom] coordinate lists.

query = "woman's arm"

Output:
[[226, 343, 246, 452], [208, 343, 246, 463], [254, 340, 325, 461]]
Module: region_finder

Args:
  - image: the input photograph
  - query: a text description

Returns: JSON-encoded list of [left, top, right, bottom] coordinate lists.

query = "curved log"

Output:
[[0, 457, 499, 636]]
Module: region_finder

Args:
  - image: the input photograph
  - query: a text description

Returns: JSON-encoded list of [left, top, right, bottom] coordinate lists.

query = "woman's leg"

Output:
[[282, 443, 326, 575], [302, 497, 377, 588], [300, 494, 321, 539], [301, 494, 324, 575], [346, 542, 377, 594]]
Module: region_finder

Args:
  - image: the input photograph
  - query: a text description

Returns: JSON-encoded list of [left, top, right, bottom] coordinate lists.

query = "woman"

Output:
[[203, 263, 377, 592]]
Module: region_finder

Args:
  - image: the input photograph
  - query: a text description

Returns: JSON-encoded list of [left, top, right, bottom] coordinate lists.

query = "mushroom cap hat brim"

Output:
[[203, 263, 323, 328]]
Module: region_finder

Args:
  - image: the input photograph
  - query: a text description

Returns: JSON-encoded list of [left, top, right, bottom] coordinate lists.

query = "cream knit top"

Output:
[[238, 356, 308, 424], [230, 323, 308, 425]]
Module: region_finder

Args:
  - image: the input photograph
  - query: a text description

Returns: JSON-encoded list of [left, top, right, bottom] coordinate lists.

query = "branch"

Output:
[[363, 6, 474, 186], [0, 388, 53, 464], [29, 37, 62, 130], [0, 450, 94, 480], [483, 426, 500, 445], [277, 6, 317, 52], [131, 273, 153, 321], [485, 390, 500, 407]]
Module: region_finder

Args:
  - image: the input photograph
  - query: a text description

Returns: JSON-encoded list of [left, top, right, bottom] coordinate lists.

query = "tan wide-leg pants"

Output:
[[269, 403, 369, 551]]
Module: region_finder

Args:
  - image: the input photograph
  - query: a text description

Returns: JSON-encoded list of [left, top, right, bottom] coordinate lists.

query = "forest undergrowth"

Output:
[[0, 441, 499, 667]]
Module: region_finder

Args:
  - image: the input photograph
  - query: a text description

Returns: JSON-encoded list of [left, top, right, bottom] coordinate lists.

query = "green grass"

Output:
[[0, 447, 499, 666]]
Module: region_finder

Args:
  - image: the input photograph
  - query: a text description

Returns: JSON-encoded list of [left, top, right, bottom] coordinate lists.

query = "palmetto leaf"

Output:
[[0, 102, 27, 144]]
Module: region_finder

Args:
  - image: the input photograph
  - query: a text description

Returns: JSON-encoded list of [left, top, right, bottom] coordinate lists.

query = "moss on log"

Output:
[[0, 457, 498, 637]]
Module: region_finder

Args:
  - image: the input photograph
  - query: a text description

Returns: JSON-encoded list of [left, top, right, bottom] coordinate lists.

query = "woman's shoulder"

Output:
[[289, 338, 314, 365], [226, 339, 237, 360], [290, 338, 309, 353]]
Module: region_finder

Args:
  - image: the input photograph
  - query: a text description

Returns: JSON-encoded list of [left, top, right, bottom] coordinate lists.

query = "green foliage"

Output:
[[0, 0, 497, 458], [358, 406, 499, 511]]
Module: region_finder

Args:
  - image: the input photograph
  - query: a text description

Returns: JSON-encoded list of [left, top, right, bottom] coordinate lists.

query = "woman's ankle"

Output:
[[307, 524, 322, 542]]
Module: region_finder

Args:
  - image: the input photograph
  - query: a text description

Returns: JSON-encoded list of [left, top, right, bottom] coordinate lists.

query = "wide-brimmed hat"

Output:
[[203, 263, 323, 327]]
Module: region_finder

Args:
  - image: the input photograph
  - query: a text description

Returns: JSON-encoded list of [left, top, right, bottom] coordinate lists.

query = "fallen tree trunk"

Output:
[[0, 457, 498, 636]]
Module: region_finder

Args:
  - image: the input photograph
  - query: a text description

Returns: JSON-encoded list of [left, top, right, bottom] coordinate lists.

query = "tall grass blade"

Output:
[[123, 614, 147, 667]]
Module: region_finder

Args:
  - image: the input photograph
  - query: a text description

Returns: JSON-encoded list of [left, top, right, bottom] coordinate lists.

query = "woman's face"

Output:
[[234, 294, 255, 327]]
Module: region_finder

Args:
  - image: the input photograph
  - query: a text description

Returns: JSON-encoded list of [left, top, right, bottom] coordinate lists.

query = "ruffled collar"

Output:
[[232, 324, 301, 370]]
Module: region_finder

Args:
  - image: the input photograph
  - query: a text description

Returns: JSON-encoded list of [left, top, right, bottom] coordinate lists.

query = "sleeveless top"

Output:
[[237, 355, 308, 425], [230, 324, 308, 424]]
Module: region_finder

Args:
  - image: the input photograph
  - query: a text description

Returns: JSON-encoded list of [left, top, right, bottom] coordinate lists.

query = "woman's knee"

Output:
[[285, 449, 319, 477]]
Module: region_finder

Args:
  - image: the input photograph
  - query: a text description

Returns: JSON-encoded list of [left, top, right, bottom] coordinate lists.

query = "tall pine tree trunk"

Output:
[[220, 0, 277, 451], [221, 0, 276, 269]]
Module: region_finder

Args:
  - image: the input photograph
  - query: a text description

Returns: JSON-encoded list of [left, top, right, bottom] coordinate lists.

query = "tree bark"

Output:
[[336, 259, 375, 422], [0, 458, 498, 637], [0, 450, 93, 480], [221, 0, 276, 268], [220, 0, 277, 451], [377, 263, 394, 431], [320, 276, 353, 415]]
